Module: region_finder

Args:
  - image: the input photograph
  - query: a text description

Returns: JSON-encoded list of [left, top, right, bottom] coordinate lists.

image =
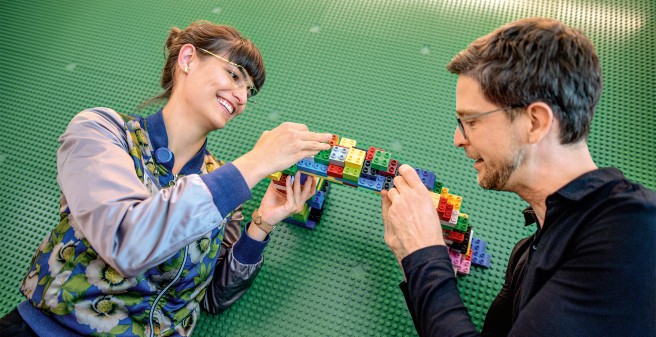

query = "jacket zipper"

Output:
[[148, 246, 188, 337]]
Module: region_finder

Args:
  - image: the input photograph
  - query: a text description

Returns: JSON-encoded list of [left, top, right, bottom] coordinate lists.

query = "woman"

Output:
[[0, 21, 331, 336]]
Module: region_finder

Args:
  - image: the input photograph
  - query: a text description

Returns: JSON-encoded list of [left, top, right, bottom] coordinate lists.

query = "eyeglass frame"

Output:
[[197, 47, 258, 99], [456, 106, 520, 139]]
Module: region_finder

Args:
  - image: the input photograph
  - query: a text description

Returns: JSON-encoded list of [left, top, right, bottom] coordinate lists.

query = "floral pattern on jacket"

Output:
[[21, 112, 231, 336]]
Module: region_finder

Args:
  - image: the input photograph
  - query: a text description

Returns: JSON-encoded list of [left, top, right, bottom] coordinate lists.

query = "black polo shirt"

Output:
[[400, 168, 656, 337]]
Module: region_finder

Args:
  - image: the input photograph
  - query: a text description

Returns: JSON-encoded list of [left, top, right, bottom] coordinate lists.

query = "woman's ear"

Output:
[[525, 102, 554, 144], [177, 44, 196, 74]]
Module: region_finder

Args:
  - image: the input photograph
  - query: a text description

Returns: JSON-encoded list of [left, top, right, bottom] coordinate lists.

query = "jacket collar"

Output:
[[145, 108, 208, 175]]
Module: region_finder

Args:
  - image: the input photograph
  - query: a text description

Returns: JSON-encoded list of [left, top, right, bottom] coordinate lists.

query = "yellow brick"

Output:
[[429, 191, 441, 208], [267, 171, 283, 181], [345, 147, 365, 170], [338, 137, 357, 148]]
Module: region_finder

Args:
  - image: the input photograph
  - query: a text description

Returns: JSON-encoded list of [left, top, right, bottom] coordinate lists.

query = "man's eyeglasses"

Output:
[[197, 48, 258, 99], [456, 107, 508, 139]]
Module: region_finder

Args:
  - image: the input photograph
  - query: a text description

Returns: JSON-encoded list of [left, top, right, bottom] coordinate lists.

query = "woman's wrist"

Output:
[[232, 151, 267, 189], [249, 208, 278, 240], [246, 220, 268, 241]]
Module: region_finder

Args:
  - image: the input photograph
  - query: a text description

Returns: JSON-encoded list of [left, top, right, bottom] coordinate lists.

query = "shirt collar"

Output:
[[523, 207, 538, 226], [552, 167, 625, 201], [144, 108, 208, 175], [522, 167, 625, 226]]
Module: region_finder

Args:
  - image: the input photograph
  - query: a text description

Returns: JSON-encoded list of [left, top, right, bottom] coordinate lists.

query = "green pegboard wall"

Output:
[[0, 0, 654, 336]]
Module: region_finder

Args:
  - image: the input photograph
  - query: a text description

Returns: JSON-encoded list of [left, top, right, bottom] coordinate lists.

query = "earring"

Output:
[[184, 65, 189, 73]]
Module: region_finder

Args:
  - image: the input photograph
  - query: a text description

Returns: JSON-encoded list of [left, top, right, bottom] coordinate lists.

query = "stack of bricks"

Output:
[[267, 134, 491, 275], [268, 166, 331, 230]]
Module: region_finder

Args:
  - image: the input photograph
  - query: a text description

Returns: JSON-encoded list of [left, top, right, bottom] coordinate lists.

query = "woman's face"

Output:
[[178, 48, 256, 132]]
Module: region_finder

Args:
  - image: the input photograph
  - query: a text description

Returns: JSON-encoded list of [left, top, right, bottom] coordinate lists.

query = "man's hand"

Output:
[[381, 164, 446, 267]]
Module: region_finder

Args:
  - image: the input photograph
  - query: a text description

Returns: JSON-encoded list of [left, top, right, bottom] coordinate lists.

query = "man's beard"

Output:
[[468, 142, 525, 191]]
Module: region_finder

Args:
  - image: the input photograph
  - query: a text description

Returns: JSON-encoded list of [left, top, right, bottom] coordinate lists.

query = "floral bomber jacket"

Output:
[[20, 108, 262, 336]]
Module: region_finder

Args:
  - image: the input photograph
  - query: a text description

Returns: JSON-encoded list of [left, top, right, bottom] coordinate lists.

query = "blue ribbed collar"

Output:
[[144, 108, 208, 175]]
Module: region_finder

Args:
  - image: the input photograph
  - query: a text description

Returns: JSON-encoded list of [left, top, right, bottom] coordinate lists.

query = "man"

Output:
[[381, 17, 656, 336]]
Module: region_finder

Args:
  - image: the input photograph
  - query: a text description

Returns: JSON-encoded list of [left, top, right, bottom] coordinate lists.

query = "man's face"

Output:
[[453, 75, 525, 191]]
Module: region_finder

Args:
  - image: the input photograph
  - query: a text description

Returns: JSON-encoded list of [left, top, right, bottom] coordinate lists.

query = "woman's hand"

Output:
[[247, 172, 318, 240], [233, 123, 332, 189]]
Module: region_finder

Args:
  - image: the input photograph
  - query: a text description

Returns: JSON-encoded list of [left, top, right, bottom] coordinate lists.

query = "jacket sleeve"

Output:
[[201, 206, 268, 314], [57, 108, 252, 277], [400, 245, 480, 337]]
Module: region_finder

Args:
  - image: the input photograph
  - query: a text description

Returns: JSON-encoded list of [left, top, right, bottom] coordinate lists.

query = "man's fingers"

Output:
[[381, 190, 392, 216], [397, 164, 424, 189], [386, 187, 400, 203], [381, 191, 394, 236], [392, 175, 410, 193]]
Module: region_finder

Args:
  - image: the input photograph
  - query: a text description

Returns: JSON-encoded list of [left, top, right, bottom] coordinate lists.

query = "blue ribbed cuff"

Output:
[[232, 222, 269, 264], [18, 301, 84, 337], [200, 162, 252, 217]]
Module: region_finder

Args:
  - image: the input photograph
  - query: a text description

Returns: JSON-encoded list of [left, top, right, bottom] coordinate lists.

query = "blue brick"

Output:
[[298, 158, 328, 177], [471, 238, 487, 255], [283, 217, 316, 229], [415, 168, 437, 191], [308, 190, 325, 209], [472, 252, 491, 268], [358, 175, 385, 192]]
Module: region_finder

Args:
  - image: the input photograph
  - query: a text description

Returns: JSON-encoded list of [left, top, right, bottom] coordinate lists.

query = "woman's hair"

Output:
[[149, 20, 266, 104]]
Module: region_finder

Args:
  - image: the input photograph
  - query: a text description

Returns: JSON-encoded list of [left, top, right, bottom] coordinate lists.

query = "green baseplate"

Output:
[[0, 0, 654, 336]]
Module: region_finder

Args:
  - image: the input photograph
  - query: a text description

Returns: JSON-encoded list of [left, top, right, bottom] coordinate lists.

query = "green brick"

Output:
[[371, 150, 392, 171], [282, 164, 298, 176], [314, 149, 332, 166]]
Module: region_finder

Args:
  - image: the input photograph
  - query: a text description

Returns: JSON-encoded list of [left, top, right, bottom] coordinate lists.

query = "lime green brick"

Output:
[[290, 203, 310, 223], [342, 167, 361, 183]]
